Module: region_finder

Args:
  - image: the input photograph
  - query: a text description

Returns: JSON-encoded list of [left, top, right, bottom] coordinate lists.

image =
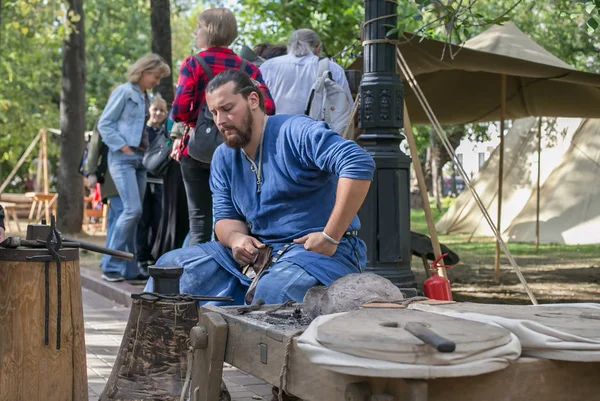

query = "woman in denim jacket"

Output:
[[97, 54, 170, 281]]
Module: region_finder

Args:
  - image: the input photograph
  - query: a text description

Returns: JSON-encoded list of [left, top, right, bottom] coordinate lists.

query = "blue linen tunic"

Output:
[[148, 114, 375, 304]]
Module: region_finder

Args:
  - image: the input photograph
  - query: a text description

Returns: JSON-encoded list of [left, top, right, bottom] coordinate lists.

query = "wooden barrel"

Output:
[[0, 247, 88, 401]]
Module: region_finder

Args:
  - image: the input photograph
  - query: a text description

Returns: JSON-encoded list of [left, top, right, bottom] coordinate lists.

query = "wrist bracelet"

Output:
[[322, 231, 340, 245]]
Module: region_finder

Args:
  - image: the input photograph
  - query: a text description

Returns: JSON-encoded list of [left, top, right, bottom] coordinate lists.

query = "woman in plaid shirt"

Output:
[[171, 8, 275, 246]]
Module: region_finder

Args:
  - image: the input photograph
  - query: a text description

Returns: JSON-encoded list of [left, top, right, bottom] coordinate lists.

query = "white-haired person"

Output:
[[97, 54, 170, 282], [259, 28, 353, 115]]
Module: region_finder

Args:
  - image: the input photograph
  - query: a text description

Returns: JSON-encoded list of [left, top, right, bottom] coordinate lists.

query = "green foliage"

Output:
[[85, 0, 152, 124], [3, 0, 600, 194], [0, 0, 62, 192], [226, 0, 363, 66], [171, 4, 203, 74]]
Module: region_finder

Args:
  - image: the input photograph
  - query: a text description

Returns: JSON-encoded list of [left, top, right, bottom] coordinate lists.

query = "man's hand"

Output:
[[87, 174, 98, 187], [0, 227, 5, 243], [120, 145, 135, 155], [293, 232, 338, 257], [230, 233, 266, 266]]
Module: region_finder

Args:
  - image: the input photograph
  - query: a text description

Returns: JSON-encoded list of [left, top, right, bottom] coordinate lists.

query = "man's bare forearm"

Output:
[[324, 177, 371, 241], [214, 219, 249, 248]]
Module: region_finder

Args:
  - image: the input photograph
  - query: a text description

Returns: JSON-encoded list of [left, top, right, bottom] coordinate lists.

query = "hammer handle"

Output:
[[63, 236, 134, 260], [405, 322, 456, 353]]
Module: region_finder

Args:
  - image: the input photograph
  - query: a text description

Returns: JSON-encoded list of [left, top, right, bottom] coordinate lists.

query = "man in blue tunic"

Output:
[[146, 69, 375, 305]]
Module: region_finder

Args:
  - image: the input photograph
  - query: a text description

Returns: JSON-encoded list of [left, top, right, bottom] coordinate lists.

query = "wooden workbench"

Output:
[[190, 304, 600, 401]]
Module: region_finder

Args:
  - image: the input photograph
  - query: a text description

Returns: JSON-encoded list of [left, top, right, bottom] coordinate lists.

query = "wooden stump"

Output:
[[0, 248, 87, 401]]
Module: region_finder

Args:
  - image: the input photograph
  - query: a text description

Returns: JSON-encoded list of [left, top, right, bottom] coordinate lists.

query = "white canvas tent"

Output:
[[506, 119, 600, 244], [436, 117, 583, 240]]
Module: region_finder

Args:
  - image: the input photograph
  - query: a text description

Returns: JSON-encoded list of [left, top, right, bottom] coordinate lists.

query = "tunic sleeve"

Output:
[[291, 117, 375, 180], [209, 149, 245, 222]]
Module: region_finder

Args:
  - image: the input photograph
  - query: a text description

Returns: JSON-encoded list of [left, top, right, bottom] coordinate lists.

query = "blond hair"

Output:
[[197, 8, 238, 48], [150, 93, 168, 112], [126, 54, 171, 83]]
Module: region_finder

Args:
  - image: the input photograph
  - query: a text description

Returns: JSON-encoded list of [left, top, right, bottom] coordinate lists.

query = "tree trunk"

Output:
[[151, 0, 174, 105], [430, 133, 442, 212], [424, 147, 433, 195], [451, 161, 457, 196], [57, 0, 85, 234]]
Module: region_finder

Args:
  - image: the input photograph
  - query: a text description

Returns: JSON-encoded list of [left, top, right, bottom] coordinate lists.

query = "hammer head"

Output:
[[0, 236, 21, 248]]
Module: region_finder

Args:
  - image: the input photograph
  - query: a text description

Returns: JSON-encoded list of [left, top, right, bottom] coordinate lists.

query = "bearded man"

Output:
[[145, 69, 375, 305]]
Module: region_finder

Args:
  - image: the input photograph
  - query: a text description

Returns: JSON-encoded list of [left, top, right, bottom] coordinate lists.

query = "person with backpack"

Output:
[[97, 54, 171, 281], [170, 7, 275, 246], [259, 29, 354, 132]]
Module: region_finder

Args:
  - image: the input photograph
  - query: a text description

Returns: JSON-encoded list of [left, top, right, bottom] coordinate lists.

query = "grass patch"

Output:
[[411, 198, 600, 263]]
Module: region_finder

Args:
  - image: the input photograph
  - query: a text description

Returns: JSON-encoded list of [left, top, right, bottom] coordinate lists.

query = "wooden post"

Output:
[[191, 312, 228, 401], [41, 129, 51, 223], [404, 103, 447, 279], [36, 147, 43, 192], [535, 118, 542, 252], [0, 130, 43, 195], [494, 75, 507, 282]]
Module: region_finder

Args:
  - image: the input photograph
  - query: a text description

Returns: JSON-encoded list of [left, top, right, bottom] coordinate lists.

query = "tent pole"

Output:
[[403, 103, 448, 279], [0, 130, 43, 195], [535, 118, 542, 252], [494, 75, 507, 282]]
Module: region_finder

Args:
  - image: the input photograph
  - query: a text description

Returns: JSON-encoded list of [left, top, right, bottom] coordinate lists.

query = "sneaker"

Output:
[[102, 272, 125, 282], [127, 271, 149, 281]]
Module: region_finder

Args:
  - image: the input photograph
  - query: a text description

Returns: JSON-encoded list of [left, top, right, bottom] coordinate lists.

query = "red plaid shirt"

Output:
[[172, 48, 275, 157]]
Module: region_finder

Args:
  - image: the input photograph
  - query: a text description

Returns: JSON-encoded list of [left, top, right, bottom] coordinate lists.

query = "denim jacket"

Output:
[[97, 82, 147, 152]]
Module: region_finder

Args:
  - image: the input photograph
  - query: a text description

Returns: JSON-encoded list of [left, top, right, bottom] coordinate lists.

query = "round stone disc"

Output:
[[315, 308, 512, 365]]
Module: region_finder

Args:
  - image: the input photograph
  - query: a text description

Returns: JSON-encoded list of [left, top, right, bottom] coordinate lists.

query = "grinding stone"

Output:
[[410, 303, 600, 341], [315, 308, 513, 365]]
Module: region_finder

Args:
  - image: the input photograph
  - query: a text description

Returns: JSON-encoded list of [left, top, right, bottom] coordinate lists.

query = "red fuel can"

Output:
[[424, 254, 453, 301]]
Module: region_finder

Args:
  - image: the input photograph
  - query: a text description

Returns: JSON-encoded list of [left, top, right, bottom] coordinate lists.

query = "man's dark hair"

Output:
[[206, 70, 265, 111], [254, 43, 286, 60], [261, 44, 287, 60]]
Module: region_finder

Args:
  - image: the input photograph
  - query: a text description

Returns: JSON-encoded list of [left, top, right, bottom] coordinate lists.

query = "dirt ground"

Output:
[[412, 254, 600, 305]]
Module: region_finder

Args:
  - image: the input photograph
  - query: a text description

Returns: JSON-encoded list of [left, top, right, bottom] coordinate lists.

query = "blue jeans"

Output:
[[101, 196, 138, 276], [144, 246, 320, 305], [105, 151, 146, 279]]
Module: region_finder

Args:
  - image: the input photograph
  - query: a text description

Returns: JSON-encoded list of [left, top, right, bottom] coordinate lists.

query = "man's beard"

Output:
[[220, 106, 254, 149]]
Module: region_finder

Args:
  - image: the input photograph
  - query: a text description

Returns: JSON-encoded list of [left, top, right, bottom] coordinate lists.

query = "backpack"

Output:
[[187, 55, 247, 163], [79, 128, 108, 184], [304, 58, 352, 133]]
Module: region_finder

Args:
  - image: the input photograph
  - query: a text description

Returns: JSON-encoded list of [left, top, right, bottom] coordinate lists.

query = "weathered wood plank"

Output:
[[0, 255, 87, 401], [191, 312, 228, 401], [203, 305, 600, 401]]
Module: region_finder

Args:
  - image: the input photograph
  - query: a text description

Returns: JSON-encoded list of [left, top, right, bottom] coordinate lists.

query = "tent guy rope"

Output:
[[396, 47, 538, 305]]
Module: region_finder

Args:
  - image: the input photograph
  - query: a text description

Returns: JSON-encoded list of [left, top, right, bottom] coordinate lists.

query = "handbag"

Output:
[[142, 128, 172, 177]]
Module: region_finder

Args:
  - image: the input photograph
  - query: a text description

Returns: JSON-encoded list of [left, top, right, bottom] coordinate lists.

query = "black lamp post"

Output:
[[357, 0, 416, 288]]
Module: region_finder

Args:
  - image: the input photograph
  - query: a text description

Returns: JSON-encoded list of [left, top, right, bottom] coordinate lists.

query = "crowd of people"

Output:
[[89, 6, 362, 311], [86, 8, 369, 399]]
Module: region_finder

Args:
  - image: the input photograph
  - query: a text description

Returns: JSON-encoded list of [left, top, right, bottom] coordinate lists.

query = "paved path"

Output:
[[83, 287, 271, 401]]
